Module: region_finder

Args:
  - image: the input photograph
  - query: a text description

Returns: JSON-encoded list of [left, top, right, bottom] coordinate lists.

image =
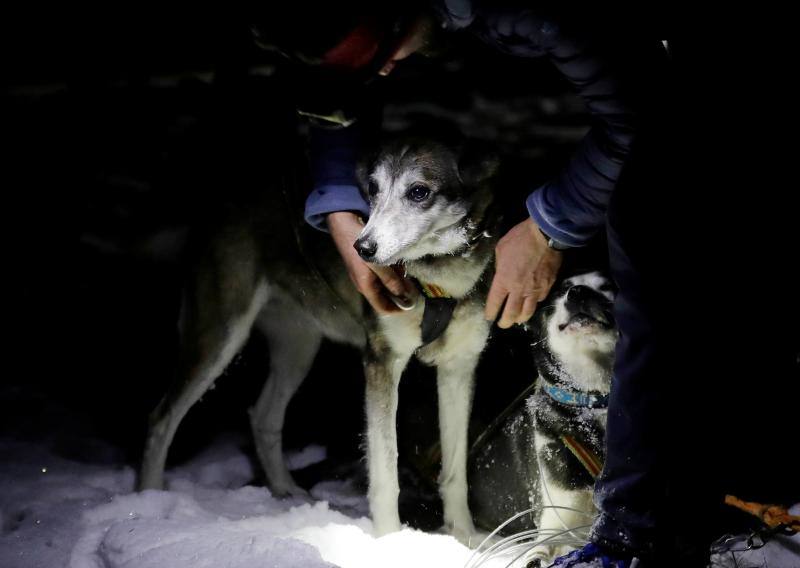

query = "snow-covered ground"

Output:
[[0, 431, 480, 568], [1, 389, 798, 568]]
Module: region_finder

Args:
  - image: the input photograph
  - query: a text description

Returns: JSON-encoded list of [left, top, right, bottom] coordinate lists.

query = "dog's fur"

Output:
[[526, 271, 617, 563], [138, 138, 499, 543]]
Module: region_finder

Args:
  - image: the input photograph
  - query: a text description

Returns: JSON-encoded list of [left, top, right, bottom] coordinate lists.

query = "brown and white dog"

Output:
[[138, 138, 500, 544]]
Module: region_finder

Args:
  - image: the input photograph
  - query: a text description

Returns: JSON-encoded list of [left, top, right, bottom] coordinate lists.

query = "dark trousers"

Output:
[[590, 37, 799, 565]]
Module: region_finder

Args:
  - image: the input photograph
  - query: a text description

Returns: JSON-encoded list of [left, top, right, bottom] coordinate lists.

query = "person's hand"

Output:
[[327, 211, 417, 315], [485, 217, 563, 328]]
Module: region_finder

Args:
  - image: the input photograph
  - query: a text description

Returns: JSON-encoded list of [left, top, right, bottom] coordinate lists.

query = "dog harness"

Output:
[[560, 434, 604, 479], [412, 211, 500, 347], [415, 279, 457, 346]]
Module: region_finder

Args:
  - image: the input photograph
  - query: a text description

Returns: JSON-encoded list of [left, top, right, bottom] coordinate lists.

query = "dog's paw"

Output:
[[437, 522, 485, 548], [523, 544, 576, 567], [371, 512, 403, 537], [523, 545, 554, 568], [459, 528, 495, 549], [269, 481, 310, 500]]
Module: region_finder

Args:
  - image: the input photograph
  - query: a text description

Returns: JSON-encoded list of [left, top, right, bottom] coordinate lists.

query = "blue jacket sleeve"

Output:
[[526, 28, 643, 247], [304, 123, 371, 232], [435, 1, 651, 247]]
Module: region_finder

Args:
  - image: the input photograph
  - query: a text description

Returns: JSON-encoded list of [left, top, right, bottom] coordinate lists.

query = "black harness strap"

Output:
[[412, 208, 499, 346], [415, 279, 457, 346], [420, 297, 457, 345]]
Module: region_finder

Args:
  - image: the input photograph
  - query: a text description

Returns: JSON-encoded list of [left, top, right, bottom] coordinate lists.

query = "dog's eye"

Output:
[[368, 181, 379, 197], [406, 184, 430, 202]]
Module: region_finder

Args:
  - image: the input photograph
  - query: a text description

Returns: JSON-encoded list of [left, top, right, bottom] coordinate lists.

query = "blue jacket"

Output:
[[305, 1, 658, 246]]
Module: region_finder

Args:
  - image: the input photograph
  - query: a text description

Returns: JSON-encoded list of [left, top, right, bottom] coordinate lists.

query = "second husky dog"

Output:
[[138, 138, 500, 543], [526, 272, 616, 563], [468, 271, 617, 564]]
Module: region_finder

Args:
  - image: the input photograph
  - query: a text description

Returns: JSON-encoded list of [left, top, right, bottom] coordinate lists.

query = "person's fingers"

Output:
[[498, 291, 523, 329], [485, 280, 508, 322], [358, 274, 401, 314], [370, 263, 413, 300], [518, 294, 539, 324]]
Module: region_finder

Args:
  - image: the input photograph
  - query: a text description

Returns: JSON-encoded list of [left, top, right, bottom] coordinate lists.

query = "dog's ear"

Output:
[[457, 140, 500, 189], [356, 149, 379, 198]]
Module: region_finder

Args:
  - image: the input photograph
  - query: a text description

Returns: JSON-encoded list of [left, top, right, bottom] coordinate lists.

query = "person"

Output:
[[252, 4, 799, 567]]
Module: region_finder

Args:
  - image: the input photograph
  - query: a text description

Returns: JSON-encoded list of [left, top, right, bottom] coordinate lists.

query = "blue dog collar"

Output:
[[543, 384, 609, 409]]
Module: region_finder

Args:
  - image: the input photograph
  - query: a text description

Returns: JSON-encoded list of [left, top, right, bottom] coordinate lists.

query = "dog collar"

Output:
[[543, 383, 609, 409], [534, 347, 610, 409], [415, 279, 457, 346]]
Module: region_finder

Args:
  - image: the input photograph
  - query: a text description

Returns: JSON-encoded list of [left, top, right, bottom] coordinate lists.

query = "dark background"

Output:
[[1, 12, 617, 537]]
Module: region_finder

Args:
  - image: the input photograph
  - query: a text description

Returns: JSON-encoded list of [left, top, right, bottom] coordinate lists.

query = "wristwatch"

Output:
[[538, 228, 572, 251]]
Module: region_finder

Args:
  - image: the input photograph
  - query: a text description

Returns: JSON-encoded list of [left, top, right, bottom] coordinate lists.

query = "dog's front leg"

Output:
[[529, 432, 595, 564], [437, 354, 479, 545], [364, 345, 410, 537]]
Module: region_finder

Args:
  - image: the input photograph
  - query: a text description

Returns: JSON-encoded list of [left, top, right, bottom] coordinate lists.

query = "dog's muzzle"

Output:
[[560, 285, 615, 330]]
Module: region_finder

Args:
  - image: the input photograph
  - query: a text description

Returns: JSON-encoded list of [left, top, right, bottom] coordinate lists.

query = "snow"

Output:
[[0, 404, 797, 568], [0, 433, 481, 568], [286, 445, 327, 472]]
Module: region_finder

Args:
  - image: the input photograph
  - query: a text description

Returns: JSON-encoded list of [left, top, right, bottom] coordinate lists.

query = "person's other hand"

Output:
[[485, 217, 563, 328], [327, 211, 417, 315]]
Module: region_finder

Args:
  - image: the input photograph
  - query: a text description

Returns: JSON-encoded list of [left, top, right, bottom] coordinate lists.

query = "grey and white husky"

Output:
[[138, 138, 500, 543], [526, 272, 616, 563], [468, 271, 617, 564]]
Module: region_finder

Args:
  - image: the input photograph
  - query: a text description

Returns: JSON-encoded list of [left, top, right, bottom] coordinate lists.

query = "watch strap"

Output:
[[538, 228, 572, 251]]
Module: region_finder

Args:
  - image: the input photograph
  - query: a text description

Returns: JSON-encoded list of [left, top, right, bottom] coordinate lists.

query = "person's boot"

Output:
[[535, 542, 638, 568]]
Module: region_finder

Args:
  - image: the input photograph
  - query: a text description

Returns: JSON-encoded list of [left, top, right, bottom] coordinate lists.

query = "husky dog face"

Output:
[[354, 140, 494, 265], [537, 271, 617, 392]]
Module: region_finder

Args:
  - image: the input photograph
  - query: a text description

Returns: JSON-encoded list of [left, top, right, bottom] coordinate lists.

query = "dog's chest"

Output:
[[378, 295, 490, 366], [528, 390, 606, 455]]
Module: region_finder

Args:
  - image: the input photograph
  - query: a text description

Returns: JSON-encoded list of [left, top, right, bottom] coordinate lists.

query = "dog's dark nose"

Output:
[[354, 237, 378, 261], [566, 285, 595, 309], [566, 285, 613, 323]]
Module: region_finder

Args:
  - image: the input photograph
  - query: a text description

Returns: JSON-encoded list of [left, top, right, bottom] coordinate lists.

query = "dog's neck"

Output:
[[402, 204, 499, 299], [404, 229, 495, 299], [534, 344, 613, 397]]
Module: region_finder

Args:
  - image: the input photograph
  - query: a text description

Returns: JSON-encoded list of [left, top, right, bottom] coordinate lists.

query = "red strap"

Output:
[[321, 18, 385, 72], [725, 495, 800, 533], [561, 434, 603, 479]]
